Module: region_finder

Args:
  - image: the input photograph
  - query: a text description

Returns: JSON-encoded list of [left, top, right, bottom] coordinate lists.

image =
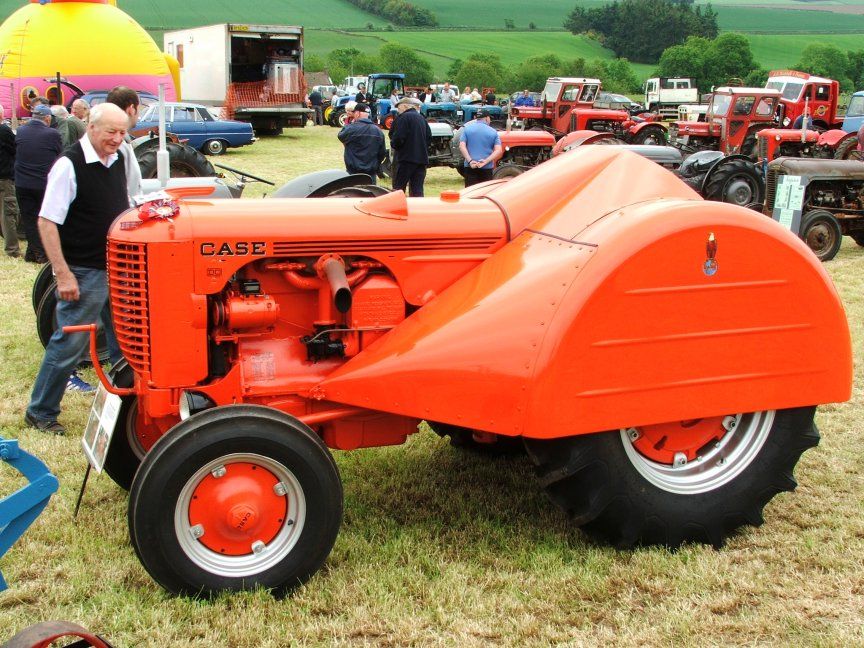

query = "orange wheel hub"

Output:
[[188, 462, 288, 556], [631, 416, 728, 465]]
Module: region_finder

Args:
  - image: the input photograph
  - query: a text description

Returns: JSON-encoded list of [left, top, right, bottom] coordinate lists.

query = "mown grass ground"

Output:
[[0, 126, 863, 646]]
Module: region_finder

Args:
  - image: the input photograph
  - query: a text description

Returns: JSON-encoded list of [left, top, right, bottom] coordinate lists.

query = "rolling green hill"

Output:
[[0, 0, 387, 30]]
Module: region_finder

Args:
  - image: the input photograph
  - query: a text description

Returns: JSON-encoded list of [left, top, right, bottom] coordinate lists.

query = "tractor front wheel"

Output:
[[128, 405, 342, 597], [492, 163, 525, 180], [524, 408, 818, 548], [800, 209, 842, 261], [703, 159, 764, 207], [834, 138, 862, 161]]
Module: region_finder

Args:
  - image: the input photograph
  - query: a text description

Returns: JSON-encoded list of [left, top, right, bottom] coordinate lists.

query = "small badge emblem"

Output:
[[703, 232, 718, 276]]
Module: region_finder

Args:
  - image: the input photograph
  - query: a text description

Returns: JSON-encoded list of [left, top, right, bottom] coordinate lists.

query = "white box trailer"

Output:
[[164, 23, 310, 134]]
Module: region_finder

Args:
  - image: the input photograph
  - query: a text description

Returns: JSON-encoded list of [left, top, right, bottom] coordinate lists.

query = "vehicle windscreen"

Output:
[[846, 95, 864, 117], [709, 94, 732, 117], [766, 80, 803, 101], [370, 77, 404, 99], [542, 81, 562, 103]]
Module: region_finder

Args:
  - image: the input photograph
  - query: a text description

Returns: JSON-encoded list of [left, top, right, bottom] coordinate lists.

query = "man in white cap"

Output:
[[389, 97, 431, 197], [337, 102, 386, 182]]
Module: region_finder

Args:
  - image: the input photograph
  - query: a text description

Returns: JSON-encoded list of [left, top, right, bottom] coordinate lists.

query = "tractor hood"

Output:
[[474, 146, 700, 241]]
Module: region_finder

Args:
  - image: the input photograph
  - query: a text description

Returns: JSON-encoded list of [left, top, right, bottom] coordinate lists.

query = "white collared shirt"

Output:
[[40, 135, 120, 226]]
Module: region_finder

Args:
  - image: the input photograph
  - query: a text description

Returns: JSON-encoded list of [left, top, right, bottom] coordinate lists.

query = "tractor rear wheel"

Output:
[[800, 209, 842, 261], [524, 408, 818, 548], [703, 159, 764, 207], [31, 262, 53, 314], [834, 138, 862, 161], [492, 163, 525, 180], [631, 126, 666, 145], [101, 361, 146, 490], [136, 142, 215, 179], [36, 285, 109, 363], [128, 405, 342, 597]]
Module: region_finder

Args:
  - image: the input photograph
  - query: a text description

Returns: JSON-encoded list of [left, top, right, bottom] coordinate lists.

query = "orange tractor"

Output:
[[74, 147, 851, 596]]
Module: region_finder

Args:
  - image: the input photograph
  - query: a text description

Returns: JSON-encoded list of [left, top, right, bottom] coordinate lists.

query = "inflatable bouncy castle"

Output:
[[0, 0, 178, 117]]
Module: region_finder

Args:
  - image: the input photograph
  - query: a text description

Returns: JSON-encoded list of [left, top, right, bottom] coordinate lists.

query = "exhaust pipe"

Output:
[[319, 255, 352, 313]]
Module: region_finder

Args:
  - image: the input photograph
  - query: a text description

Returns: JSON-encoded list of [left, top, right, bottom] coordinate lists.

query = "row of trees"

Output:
[[306, 34, 864, 101], [658, 34, 864, 94], [345, 0, 438, 27], [564, 0, 718, 63], [305, 45, 642, 95]]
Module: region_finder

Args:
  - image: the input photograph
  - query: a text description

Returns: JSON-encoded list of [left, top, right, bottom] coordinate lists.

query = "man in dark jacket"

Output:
[[355, 82, 377, 121], [389, 97, 432, 197], [308, 88, 324, 126], [337, 103, 386, 182], [0, 104, 22, 258], [15, 104, 62, 262]]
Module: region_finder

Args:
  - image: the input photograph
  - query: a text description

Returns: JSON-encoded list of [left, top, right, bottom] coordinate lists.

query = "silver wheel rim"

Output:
[[621, 411, 775, 494], [174, 452, 306, 577], [725, 177, 755, 205], [125, 399, 146, 460], [207, 141, 223, 154]]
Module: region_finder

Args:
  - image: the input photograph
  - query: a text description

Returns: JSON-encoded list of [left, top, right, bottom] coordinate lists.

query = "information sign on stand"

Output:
[[771, 175, 807, 234]]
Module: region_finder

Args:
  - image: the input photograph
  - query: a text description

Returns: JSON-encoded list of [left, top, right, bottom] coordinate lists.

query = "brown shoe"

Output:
[[24, 411, 66, 435]]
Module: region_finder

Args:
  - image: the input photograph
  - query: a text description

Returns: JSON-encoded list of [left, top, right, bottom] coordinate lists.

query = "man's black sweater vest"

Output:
[[59, 142, 128, 269]]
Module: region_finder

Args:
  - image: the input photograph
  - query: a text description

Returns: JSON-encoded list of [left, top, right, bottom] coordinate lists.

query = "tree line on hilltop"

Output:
[[345, 0, 438, 27], [305, 44, 643, 94]]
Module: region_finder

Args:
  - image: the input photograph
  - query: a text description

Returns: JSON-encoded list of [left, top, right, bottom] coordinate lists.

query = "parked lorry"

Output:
[[765, 70, 842, 131], [644, 77, 699, 117], [163, 24, 310, 135], [70, 147, 851, 597]]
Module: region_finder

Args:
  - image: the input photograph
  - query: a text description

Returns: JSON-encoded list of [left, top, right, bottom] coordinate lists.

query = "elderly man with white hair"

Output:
[[24, 102, 130, 434], [52, 104, 86, 147]]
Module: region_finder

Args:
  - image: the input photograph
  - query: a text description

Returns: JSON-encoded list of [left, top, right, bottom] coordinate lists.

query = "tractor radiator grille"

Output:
[[765, 168, 781, 211], [108, 241, 150, 373], [272, 237, 501, 255]]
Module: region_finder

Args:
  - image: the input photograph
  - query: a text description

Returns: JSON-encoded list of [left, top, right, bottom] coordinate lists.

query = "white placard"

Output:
[[81, 383, 123, 473]]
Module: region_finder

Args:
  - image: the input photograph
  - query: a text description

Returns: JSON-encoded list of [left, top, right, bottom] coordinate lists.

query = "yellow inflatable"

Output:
[[0, 0, 178, 116]]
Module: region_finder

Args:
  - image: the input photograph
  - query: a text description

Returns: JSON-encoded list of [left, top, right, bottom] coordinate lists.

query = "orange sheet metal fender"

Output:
[[318, 148, 852, 438]]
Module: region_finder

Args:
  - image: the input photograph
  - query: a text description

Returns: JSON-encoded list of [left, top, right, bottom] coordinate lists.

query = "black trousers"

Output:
[[15, 186, 47, 262], [463, 167, 494, 187], [393, 161, 427, 197]]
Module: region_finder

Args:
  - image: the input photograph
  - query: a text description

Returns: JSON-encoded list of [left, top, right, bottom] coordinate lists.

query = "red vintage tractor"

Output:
[[756, 127, 860, 163], [669, 87, 784, 158], [508, 76, 601, 132], [568, 108, 667, 145], [72, 148, 851, 597]]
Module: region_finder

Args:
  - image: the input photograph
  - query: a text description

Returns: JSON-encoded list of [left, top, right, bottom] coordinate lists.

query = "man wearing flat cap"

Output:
[[15, 103, 62, 262], [458, 108, 502, 187], [389, 96, 431, 197], [337, 102, 387, 182]]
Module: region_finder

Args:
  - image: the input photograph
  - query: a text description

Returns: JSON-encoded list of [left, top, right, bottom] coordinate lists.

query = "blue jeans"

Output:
[[27, 265, 121, 421]]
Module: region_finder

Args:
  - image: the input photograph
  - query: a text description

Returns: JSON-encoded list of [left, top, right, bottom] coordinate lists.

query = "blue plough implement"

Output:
[[0, 436, 59, 591]]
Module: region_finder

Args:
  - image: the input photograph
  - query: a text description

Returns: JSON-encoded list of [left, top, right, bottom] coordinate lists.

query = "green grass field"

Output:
[[1, 127, 863, 645]]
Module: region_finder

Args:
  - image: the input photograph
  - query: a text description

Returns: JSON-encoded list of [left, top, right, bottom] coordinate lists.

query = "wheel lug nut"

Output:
[[211, 465, 226, 478], [190, 524, 204, 539], [673, 452, 688, 467], [251, 540, 266, 555]]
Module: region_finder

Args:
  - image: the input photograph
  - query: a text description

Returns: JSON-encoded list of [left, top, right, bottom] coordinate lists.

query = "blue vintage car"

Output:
[[137, 102, 255, 155]]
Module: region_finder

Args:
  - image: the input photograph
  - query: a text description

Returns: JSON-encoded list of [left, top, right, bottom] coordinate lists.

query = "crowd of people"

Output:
[[4, 87, 145, 434], [332, 81, 511, 194]]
